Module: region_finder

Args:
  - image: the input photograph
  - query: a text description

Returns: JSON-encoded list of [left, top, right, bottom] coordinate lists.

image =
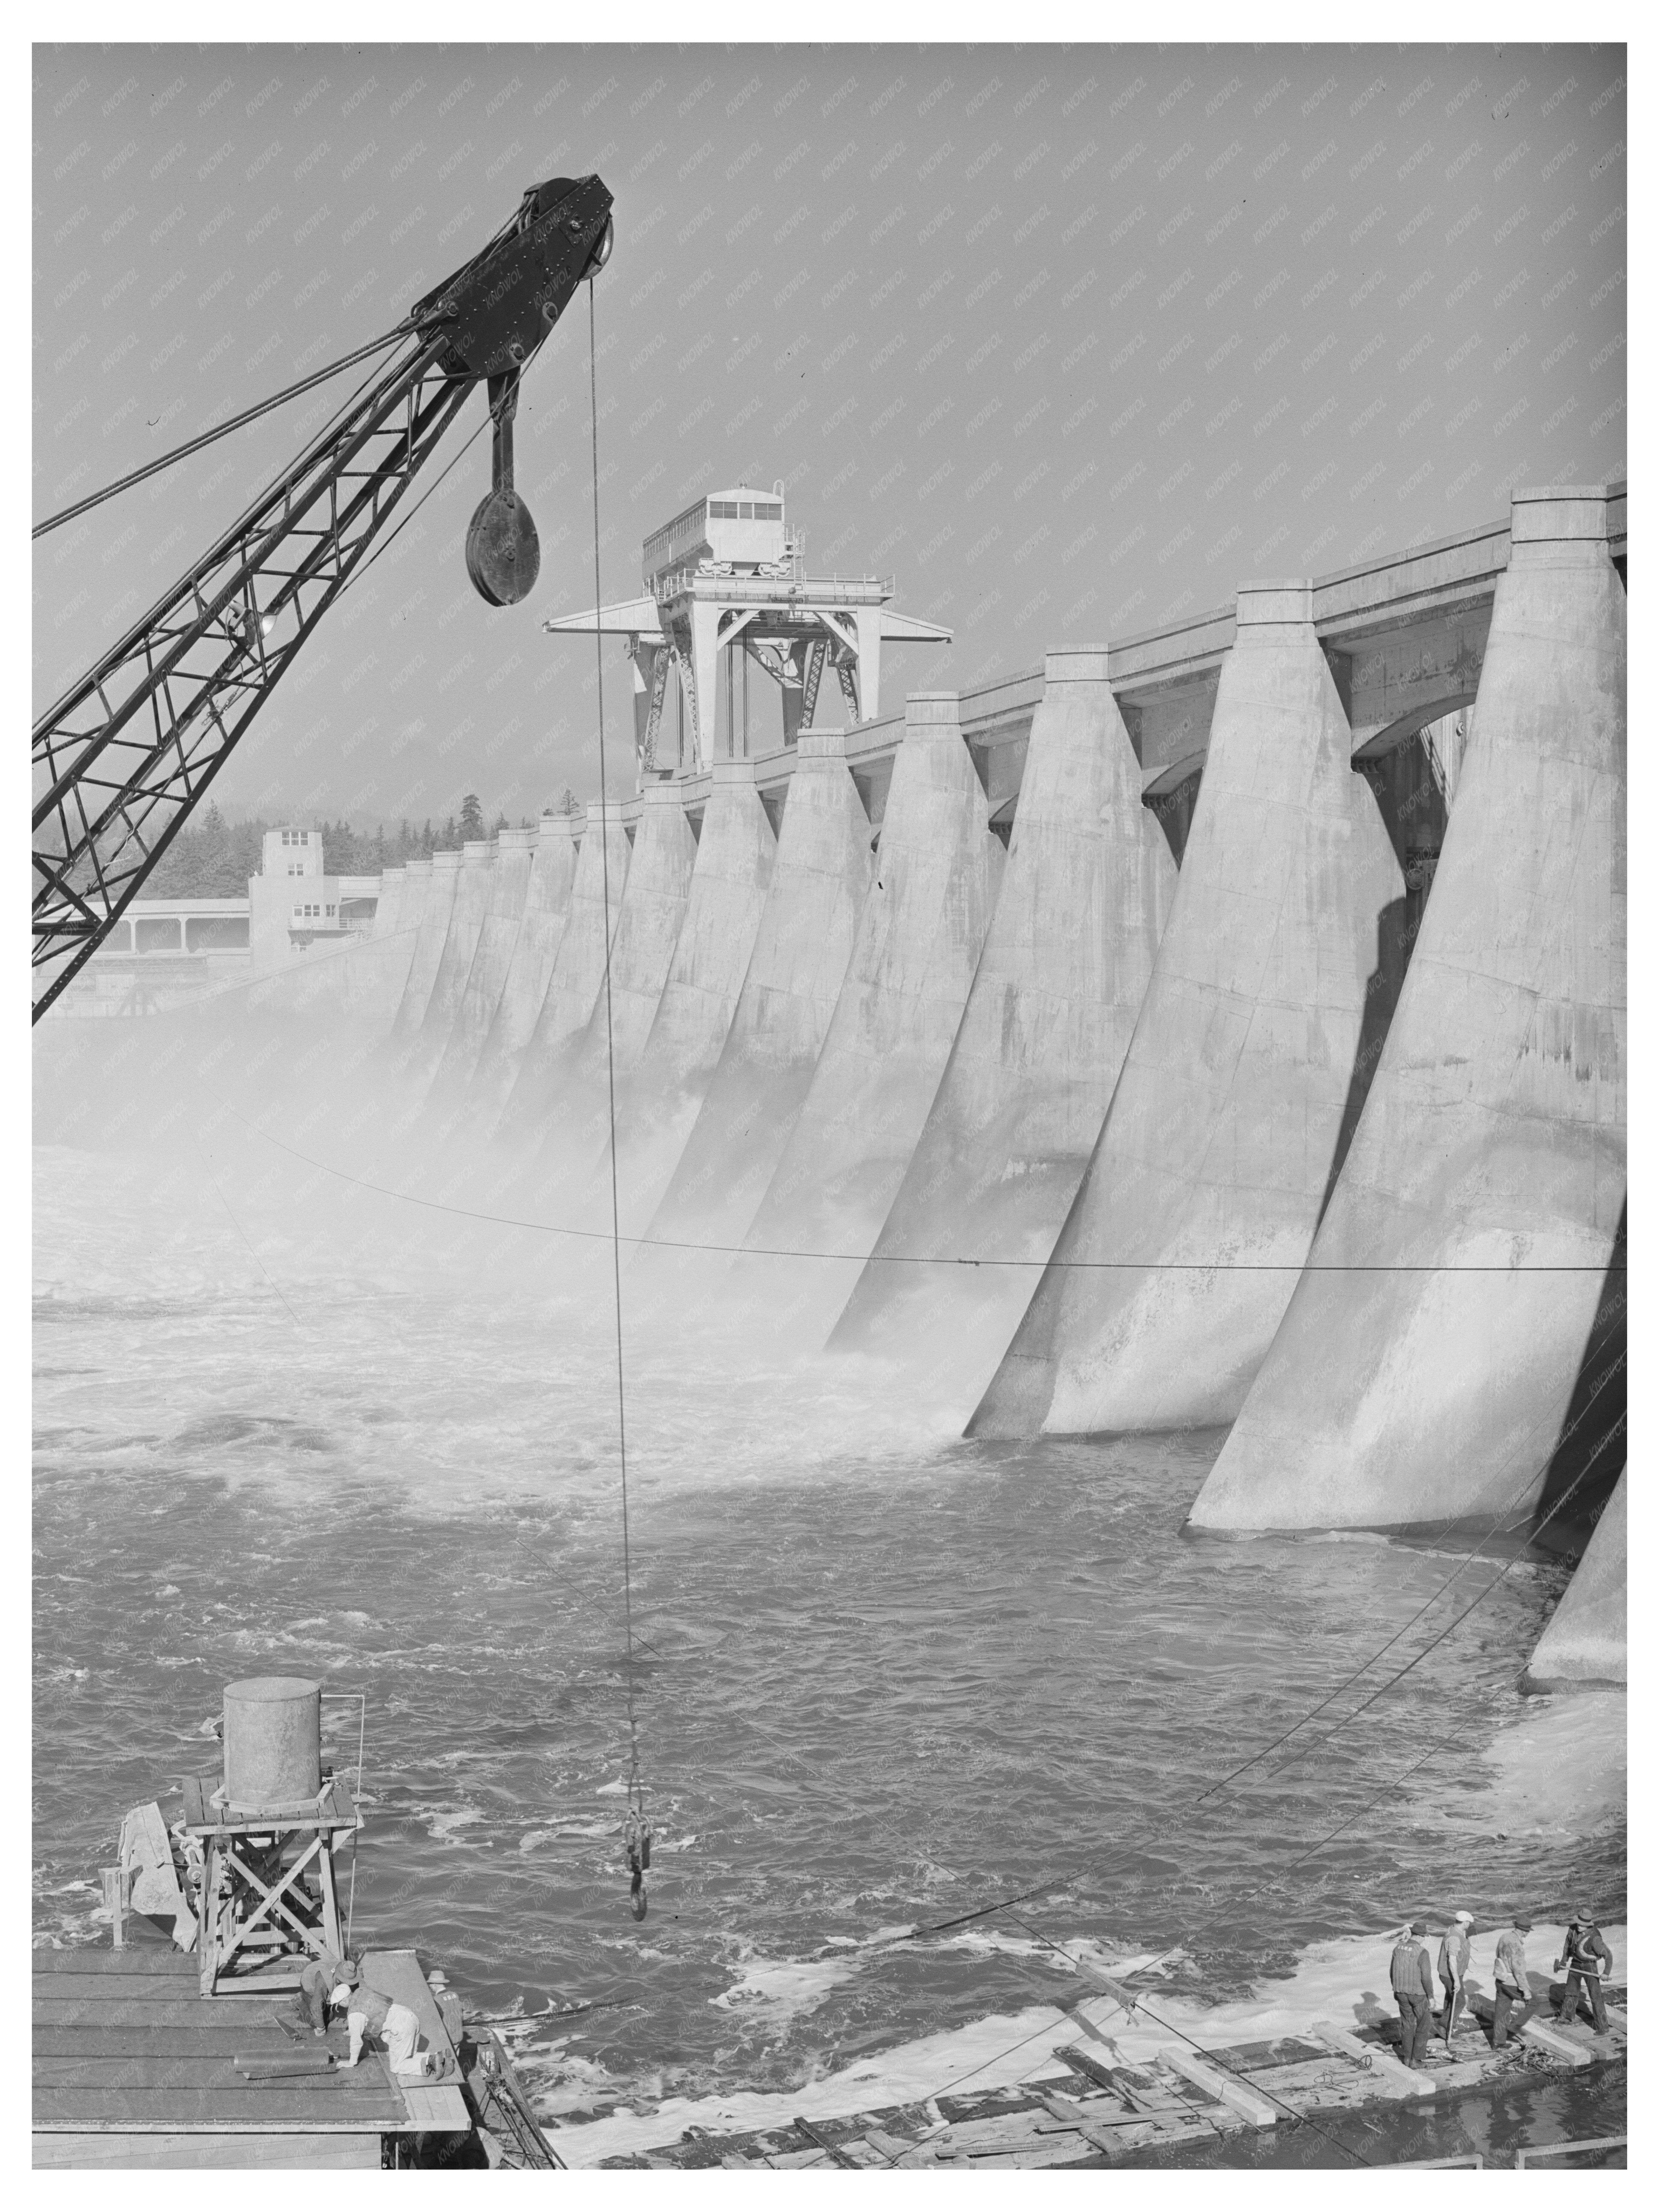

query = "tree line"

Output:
[[142, 790, 583, 898]]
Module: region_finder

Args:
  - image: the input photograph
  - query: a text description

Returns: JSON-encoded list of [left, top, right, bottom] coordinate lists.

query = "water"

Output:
[[32, 1125, 1626, 2153]]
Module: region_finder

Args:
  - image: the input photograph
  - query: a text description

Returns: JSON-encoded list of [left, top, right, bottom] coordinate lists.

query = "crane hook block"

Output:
[[412, 174, 614, 384], [467, 370, 540, 605]]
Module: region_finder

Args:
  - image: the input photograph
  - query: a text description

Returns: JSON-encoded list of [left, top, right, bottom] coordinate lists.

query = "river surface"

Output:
[[33, 1126, 1626, 2153]]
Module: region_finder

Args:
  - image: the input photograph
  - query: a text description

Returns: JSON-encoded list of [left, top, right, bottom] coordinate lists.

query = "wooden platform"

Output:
[[587, 2000, 1628, 2171], [33, 1943, 470, 2168]]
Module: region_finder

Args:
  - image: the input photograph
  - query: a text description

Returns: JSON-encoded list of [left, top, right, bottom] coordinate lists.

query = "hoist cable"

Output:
[[586, 277, 644, 1833], [31, 322, 418, 539]]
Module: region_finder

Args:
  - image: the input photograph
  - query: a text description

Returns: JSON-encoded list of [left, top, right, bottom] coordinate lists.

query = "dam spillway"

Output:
[[41, 484, 1627, 1690]]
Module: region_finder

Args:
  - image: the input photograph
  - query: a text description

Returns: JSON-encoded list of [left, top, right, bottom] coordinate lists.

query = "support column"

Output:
[[1190, 489, 1626, 1530], [688, 600, 721, 771], [971, 581, 1405, 1438]]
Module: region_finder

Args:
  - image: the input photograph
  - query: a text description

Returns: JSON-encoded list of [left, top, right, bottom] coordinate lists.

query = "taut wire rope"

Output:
[[31, 323, 417, 538], [587, 275, 645, 1835]]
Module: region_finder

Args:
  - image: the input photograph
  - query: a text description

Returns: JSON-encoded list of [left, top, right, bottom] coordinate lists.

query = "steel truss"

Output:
[[32, 333, 468, 1016]]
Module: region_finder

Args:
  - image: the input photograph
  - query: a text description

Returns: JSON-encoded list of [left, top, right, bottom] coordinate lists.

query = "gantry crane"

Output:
[[32, 172, 613, 1019]]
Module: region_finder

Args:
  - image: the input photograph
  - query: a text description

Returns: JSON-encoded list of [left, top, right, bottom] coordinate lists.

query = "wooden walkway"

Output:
[[590, 2000, 1628, 2171], [33, 1944, 469, 2169]]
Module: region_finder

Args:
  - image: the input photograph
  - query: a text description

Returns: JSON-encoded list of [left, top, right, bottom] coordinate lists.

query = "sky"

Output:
[[33, 40, 1627, 826]]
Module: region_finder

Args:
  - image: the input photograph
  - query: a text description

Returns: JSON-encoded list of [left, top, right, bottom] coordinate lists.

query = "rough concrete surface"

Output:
[[829, 648, 1175, 1406], [974, 582, 1405, 1439], [1191, 490, 1626, 1530]]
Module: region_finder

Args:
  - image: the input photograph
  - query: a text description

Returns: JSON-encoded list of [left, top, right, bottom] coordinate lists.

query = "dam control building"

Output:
[[543, 483, 952, 777]]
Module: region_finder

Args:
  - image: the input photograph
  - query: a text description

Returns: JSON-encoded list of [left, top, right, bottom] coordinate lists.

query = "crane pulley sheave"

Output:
[[31, 174, 613, 1021]]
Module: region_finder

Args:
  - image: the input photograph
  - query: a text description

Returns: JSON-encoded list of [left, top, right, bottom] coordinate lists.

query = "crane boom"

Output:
[[32, 172, 613, 1020]]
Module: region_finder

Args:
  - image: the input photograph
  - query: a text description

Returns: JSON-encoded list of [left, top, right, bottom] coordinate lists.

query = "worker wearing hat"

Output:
[[1491, 1916, 1534, 2048], [1437, 1912, 1475, 2046], [327, 1956, 433, 2082], [1555, 1910, 1613, 2034], [1389, 1922, 1436, 2069]]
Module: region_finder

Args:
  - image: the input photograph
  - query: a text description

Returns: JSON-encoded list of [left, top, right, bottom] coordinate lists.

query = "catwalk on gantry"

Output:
[[543, 482, 951, 776]]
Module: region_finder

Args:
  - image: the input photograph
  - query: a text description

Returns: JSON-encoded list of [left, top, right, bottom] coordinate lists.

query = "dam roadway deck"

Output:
[[717, 480, 1628, 838]]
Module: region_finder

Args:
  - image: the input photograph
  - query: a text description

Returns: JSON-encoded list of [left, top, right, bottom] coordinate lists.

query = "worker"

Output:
[[330, 1959, 432, 2081], [1491, 1916, 1534, 2048], [299, 1947, 348, 2037], [1437, 1910, 1474, 2046], [1389, 1922, 1436, 2068], [1554, 1910, 1613, 2032]]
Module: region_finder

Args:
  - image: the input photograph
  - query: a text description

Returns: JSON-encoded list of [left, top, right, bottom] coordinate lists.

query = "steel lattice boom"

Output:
[[32, 172, 612, 1020]]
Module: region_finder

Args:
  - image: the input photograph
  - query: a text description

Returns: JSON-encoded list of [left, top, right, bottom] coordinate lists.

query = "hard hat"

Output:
[[1453, 1910, 1474, 1924]]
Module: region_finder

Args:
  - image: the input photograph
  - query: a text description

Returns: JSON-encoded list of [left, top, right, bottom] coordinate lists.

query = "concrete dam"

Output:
[[57, 480, 1626, 1693]]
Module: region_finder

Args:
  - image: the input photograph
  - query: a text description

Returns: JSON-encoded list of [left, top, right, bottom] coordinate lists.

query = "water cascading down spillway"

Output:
[[630, 727, 873, 1306], [465, 813, 580, 1119], [1189, 486, 1627, 1532], [387, 850, 459, 1061], [732, 690, 1005, 1346], [1522, 1468, 1626, 1691], [426, 826, 537, 1108], [526, 780, 698, 1204], [403, 838, 498, 1089], [970, 580, 1406, 1439], [826, 648, 1175, 1408], [488, 801, 629, 1155]]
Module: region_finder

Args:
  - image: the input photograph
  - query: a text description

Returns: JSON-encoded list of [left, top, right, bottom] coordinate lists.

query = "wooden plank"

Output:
[[179, 1775, 210, 1827], [34, 2131, 384, 2169], [34, 2000, 282, 2028], [1519, 2017, 1594, 2068], [36, 2056, 344, 2089], [401, 2084, 472, 2130], [34, 2030, 305, 2058], [1313, 2020, 1434, 2100], [1161, 2047, 1279, 2128], [1207, 2036, 1332, 2072], [32, 1955, 198, 1991], [33, 2088, 404, 2126]]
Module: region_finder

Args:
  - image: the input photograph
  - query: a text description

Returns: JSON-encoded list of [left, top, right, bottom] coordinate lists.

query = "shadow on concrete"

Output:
[[1530, 1201, 1626, 1559]]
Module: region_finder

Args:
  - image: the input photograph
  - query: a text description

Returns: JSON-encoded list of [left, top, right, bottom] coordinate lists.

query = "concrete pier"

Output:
[[1190, 490, 1626, 1530], [528, 783, 699, 1186], [1523, 1472, 1627, 1691], [641, 728, 874, 1262], [738, 692, 1005, 1338], [387, 853, 456, 1052], [430, 827, 536, 1099], [829, 648, 1174, 1399], [600, 761, 778, 1235], [493, 803, 629, 1143], [468, 815, 580, 1113], [974, 582, 1405, 1438], [403, 839, 496, 1082]]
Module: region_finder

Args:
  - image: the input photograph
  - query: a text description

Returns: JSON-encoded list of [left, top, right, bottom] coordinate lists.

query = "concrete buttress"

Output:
[[971, 580, 1405, 1438], [828, 648, 1175, 1404], [493, 805, 629, 1143], [429, 828, 536, 1101], [736, 691, 1005, 1341], [1523, 1471, 1626, 1691], [403, 840, 496, 1082], [1189, 489, 1626, 1530], [387, 851, 459, 1053], [599, 761, 778, 1236], [529, 783, 699, 1187], [467, 816, 579, 1115], [639, 728, 873, 1265]]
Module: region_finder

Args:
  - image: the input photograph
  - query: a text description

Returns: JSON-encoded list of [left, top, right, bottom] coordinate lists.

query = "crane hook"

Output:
[[466, 370, 541, 606]]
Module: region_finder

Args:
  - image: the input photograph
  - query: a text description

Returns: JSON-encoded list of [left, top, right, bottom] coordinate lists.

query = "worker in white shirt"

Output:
[[328, 1958, 431, 2081]]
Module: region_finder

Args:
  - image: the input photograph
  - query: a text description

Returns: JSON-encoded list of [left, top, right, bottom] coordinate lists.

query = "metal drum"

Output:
[[222, 1676, 321, 1809]]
